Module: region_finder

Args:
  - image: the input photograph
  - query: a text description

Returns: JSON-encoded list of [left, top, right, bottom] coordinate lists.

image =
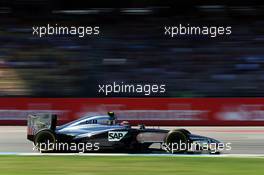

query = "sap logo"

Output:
[[108, 131, 128, 141]]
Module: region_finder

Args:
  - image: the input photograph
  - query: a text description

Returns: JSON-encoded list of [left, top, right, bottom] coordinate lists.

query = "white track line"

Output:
[[1, 152, 264, 158]]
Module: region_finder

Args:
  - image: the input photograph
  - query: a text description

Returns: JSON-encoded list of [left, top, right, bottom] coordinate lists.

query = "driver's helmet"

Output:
[[107, 112, 116, 125]]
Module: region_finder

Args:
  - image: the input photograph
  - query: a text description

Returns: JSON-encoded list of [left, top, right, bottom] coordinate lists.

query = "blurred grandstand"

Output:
[[0, 1, 263, 97]]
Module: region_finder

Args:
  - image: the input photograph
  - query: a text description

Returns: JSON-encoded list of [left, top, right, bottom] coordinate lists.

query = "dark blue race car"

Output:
[[27, 112, 222, 154]]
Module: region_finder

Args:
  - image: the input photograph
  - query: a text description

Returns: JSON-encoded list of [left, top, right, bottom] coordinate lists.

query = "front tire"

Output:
[[164, 130, 189, 153], [177, 129, 191, 135]]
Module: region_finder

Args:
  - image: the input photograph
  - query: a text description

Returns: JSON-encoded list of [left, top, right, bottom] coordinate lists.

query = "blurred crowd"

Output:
[[0, 4, 264, 97]]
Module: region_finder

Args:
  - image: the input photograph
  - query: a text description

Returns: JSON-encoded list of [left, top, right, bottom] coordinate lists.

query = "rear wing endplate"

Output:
[[27, 114, 57, 141]]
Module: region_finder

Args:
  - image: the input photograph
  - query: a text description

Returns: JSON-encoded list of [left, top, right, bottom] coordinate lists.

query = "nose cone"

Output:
[[209, 137, 221, 144]]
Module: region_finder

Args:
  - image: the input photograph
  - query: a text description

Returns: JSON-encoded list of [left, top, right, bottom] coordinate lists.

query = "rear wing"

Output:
[[27, 114, 57, 141]]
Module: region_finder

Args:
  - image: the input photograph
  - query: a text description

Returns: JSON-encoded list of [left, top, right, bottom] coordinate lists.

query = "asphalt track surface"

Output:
[[0, 126, 264, 154]]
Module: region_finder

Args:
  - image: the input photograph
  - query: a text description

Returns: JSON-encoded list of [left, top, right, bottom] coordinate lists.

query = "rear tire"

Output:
[[34, 129, 56, 153]]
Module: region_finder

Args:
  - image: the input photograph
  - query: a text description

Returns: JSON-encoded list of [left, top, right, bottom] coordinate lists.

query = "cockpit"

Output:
[[56, 112, 132, 134]]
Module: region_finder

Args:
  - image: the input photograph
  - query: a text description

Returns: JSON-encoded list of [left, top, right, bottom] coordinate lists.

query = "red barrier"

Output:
[[1, 98, 264, 126]]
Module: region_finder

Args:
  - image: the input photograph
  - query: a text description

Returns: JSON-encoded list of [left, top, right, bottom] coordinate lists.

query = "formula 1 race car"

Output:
[[27, 112, 222, 154]]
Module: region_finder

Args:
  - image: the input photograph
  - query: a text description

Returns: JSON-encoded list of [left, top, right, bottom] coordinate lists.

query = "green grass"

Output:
[[0, 156, 263, 175]]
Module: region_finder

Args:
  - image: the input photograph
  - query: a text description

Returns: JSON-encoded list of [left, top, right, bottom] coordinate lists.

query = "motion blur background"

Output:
[[1, 1, 264, 158], [0, 0, 263, 97]]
